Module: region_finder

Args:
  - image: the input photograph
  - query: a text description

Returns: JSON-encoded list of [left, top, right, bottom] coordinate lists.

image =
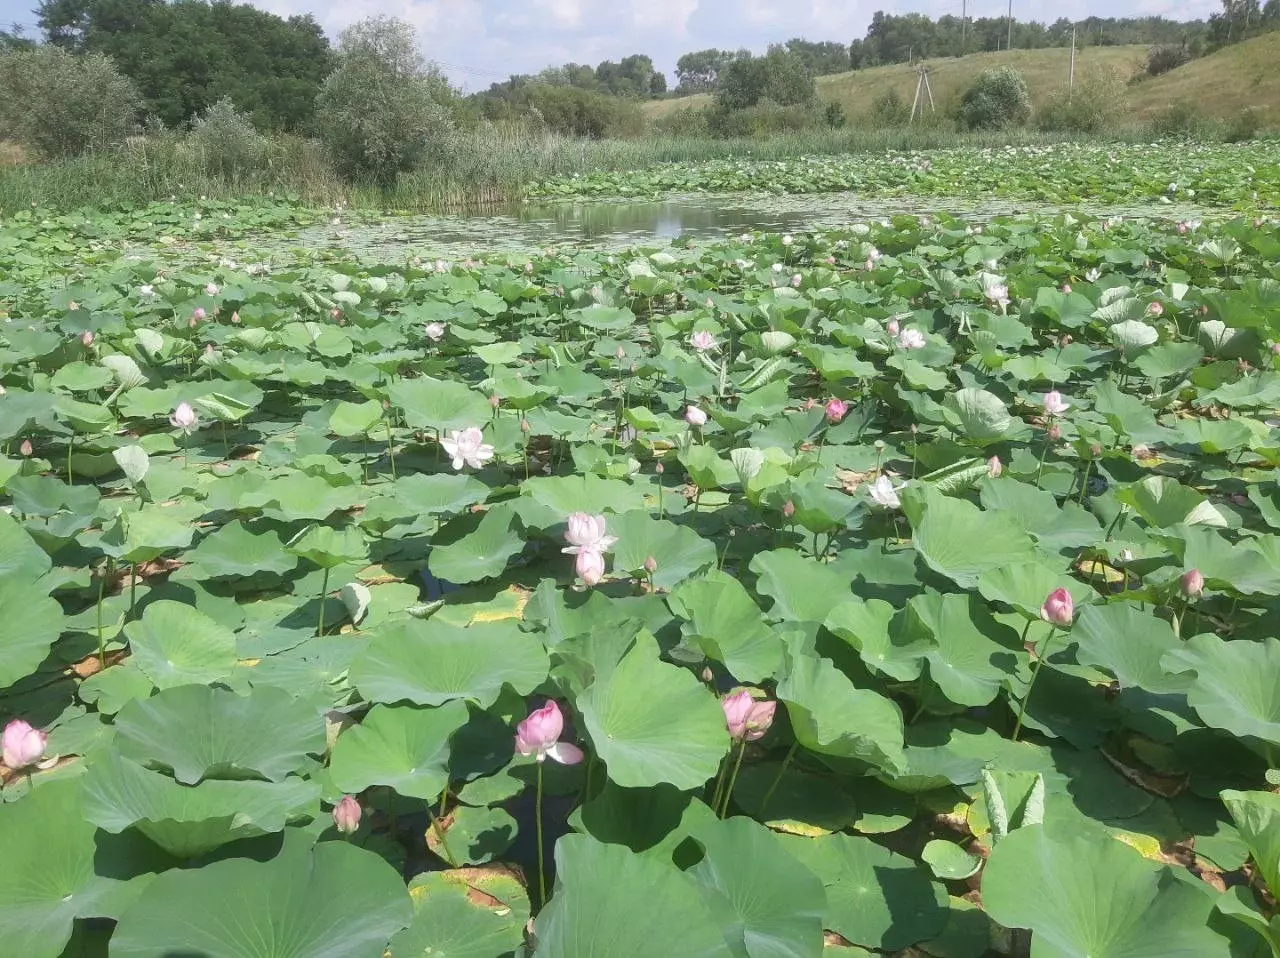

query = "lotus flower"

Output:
[[782, 499, 795, 519], [441, 427, 495, 471], [575, 549, 605, 585], [781, 234, 793, 246], [192, 307, 206, 322], [81, 330, 94, 346], [987, 455, 1002, 478], [896, 328, 926, 350], [722, 690, 776, 743], [169, 402, 198, 434], [685, 405, 708, 427], [790, 273, 802, 287], [1085, 267, 1101, 282], [516, 701, 584, 765], [1061, 283, 1072, 294], [424, 322, 446, 341], [1040, 588, 1074, 627], [139, 284, 155, 298], [19, 439, 32, 457], [689, 330, 717, 352], [869, 474, 901, 509], [1147, 301, 1164, 317], [205, 282, 219, 296], [1181, 568, 1204, 598], [2, 719, 46, 770], [886, 318, 901, 337], [1043, 391, 1070, 416], [332, 795, 361, 834], [563, 514, 617, 555], [824, 398, 848, 424]]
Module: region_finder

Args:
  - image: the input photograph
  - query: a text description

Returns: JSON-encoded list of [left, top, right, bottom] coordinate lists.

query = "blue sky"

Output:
[[0, 0, 1221, 90]]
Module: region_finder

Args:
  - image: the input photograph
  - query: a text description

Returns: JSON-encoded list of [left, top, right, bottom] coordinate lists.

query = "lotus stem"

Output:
[[96, 561, 107, 668], [317, 567, 330, 636], [760, 741, 799, 815], [384, 418, 397, 480], [428, 799, 457, 868], [66, 433, 74, 484], [1012, 627, 1057, 742], [129, 562, 138, 616], [719, 739, 747, 818], [536, 760, 547, 906]]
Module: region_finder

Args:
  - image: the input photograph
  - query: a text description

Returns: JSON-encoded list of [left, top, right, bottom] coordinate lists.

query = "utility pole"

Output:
[[1069, 24, 1076, 99], [909, 64, 936, 123], [961, 0, 967, 52], [1007, 0, 1014, 52]]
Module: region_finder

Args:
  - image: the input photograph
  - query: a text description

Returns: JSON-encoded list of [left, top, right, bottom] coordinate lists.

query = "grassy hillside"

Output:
[[1127, 32, 1280, 125], [645, 46, 1148, 122]]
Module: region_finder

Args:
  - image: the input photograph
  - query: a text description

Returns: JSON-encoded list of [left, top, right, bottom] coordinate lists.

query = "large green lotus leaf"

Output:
[[100, 508, 196, 563], [667, 570, 783, 683], [0, 510, 53, 579], [900, 591, 1021, 707], [910, 489, 1039, 590], [0, 572, 63, 690], [329, 399, 383, 436], [977, 479, 1102, 552], [1175, 525, 1280, 596], [1073, 604, 1190, 695], [286, 523, 368, 569], [113, 684, 325, 784], [578, 630, 728, 789], [393, 473, 491, 516], [429, 804, 519, 866], [111, 829, 412, 958], [1117, 476, 1229, 529], [239, 473, 364, 522], [977, 562, 1093, 620], [749, 549, 852, 624], [187, 520, 299, 578], [82, 751, 318, 859], [534, 834, 733, 957], [574, 780, 694, 853], [609, 510, 716, 590], [351, 619, 549, 708], [1163, 635, 1280, 746], [389, 376, 492, 432], [1135, 341, 1204, 379], [1222, 790, 1280, 898], [329, 701, 468, 800], [778, 832, 947, 951], [687, 816, 826, 958], [388, 870, 528, 958], [428, 507, 525, 584], [522, 474, 647, 515], [943, 387, 1018, 446], [730, 762, 861, 835], [123, 600, 238, 689], [775, 644, 905, 774], [824, 598, 927, 682], [982, 824, 1231, 958]]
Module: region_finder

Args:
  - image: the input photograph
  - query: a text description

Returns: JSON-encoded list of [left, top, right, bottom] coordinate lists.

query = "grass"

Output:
[[1127, 32, 1280, 125]]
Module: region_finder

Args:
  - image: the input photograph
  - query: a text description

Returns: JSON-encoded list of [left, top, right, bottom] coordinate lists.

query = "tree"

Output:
[[35, 0, 333, 130], [958, 66, 1031, 130], [314, 15, 456, 185], [0, 45, 140, 156], [716, 49, 815, 111], [674, 48, 750, 94]]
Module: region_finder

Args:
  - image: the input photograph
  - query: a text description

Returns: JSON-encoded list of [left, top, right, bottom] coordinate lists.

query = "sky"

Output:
[[0, 0, 1222, 91]]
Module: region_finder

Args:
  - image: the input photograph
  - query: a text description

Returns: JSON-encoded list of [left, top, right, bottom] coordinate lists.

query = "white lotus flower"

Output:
[[896, 328, 926, 350], [424, 322, 446, 342], [869, 475, 901, 509], [562, 513, 617, 555], [441, 427, 494, 470]]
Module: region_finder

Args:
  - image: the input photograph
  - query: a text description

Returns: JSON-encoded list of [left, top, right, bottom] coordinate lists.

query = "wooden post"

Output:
[[1007, 0, 1014, 52], [910, 67, 925, 123], [962, 0, 967, 51], [1069, 25, 1076, 99]]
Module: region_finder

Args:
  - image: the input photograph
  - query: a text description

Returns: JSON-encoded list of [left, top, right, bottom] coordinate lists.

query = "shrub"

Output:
[[523, 85, 645, 138], [715, 50, 816, 111], [1146, 45, 1192, 77], [706, 100, 826, 138], [314, 16, 457, 185], [823, 102, 847, 128], [1146, 100, 1209, 138], [188, 97, 266, 178], [1036, 69, 1125, 134], [0, 46, 140, 157], [651, 107, 711, 137], [870, 88, 910, 126], [1224, 107, 1263, 143], [958, 67, 1031, 131]]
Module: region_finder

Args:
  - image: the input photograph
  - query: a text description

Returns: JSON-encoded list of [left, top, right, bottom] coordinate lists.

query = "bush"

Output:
[[706, 100, 826, 138], [958, 67, 1031, 131], [1146, 45, 1192, 77], [651, 107, 711, 137], [188, 97, 266, 178], [716, 50, 816, 111], [523, 85, 645, 138], [314, 16, 457, 185], [823, 102, 847, 128], [870, 88, 910, 126], [0, 46, 140, 157], [1036, 69, 1125, 133], [1224, 107, 1263, 143], [1146, 100, 1209, 138]]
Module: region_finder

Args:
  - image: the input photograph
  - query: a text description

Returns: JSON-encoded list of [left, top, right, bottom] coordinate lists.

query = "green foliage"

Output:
[[0, 45, 139, 158], [1037, 70, 1126, 133], [958, 66, 1032, 131], [188, 97, 267, 179], [1146, 43, 1195, 76], [1147, 99, 1212, 137], [715, 49, 817, 111], [36, 0, 333, 130], [871, 87, 911, 126], [315, 15, 457, 186]]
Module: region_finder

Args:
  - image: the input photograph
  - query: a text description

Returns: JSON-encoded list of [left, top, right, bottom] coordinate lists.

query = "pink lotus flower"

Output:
[[169, 402, 198, 434], [1147, 302, 1164, 317], [563, 514, 617, 555], [825, 398, 848, 424], [1181, 568, 1204, 598], [575, 549, 605, 585], [685, 405, 708, 427], [783, 499, 795, 519], [332, 795, 361, 834], [81, 330, 94, 347], [2, 719, 46, 769], [204, 283, 219, 296], [1043, 391, 1070, 416], [441, 427, 494, 470], [516, 701, 584, 764], [987, 455, 1002, 478], [721, 690, 776, 743], [1040, 588, 1074, 627], [689, 330, 717, 352], [896, 328, 926, 350], [424, 322, 446, 341], [1061, 283, 1072, 294], [19, 439, 32, 457], [192, 307, 206, 322]]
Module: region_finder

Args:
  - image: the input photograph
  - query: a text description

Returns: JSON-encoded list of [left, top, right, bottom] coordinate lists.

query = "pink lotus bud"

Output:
[[825, 398, 848, 424], [643, 555, 658, 574], [231, 311, 241, 324], [1147, 302, 1164, 317], [576, 549, 605, 586], [1048, 424, 1062, 441], [987, 455, 1002, 478], [524, 262, 534, 274], [169, 402, 198, 433], [520, 418, 530, 433], [791, 273, 802, 288], [1272, 343, 1280, 356], [1040, 588, 1074, 628], [1181, 568, 1204, 599], [332, 795, 361, 834], [515, 701, 584, 765], [193, 307, 206, 322], [2, 719, 47, 769], [1043, 391, 1071, 416], [685, 405, 708, 427], [489, 394, 500, 410], [19, 439, 32, 457], [701, 667, 714, 683], [81, 330, 94, 347], [655, 462, 664, 475], [783, 499, 795, 519], [615, 345, 626, 360], [330, 308, 342, 320], [1090, 443, 1102, 458], [887, 318, 901, 337], [721, 690, 777, 743], [1061, 283, 1072, 294], [1060, 334, 1073, 348]]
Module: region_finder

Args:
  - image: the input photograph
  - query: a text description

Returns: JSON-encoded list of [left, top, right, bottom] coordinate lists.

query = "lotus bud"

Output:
[[1061, 283, 1072, 294], [824, 398, 848, 424], [489, 394, 500, 410], [1040, 588, 1074, 628], [330, 308, 342, 320], [987, 455, 1002, 478], [520, 418, 530, 433], [1181, 568, 1204, 599], [188, 316, 199, 329], [193, 307, 206, 322], [1147, 302, 1164, 317], [576, 549, 605, 586], [1048, 424, 1062, 441], [685, 405, 708, 427], [1090, 443, 1102, 458], [887, 318, 901, 336], [2, 719, 47, 769], [1272, 343, 1280, 356], [19, 438, 32, 457], [615, 345, 626, 360], [643, 556, 658, 575], [721, 690, 777, 743], [701, 667, 714, 683], [332, 795, 361, 835], [1060, 334, 1072, 347], [81, 330, 94, 347], [231, 311, 241, 324], [783, 499, 795, 519]]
